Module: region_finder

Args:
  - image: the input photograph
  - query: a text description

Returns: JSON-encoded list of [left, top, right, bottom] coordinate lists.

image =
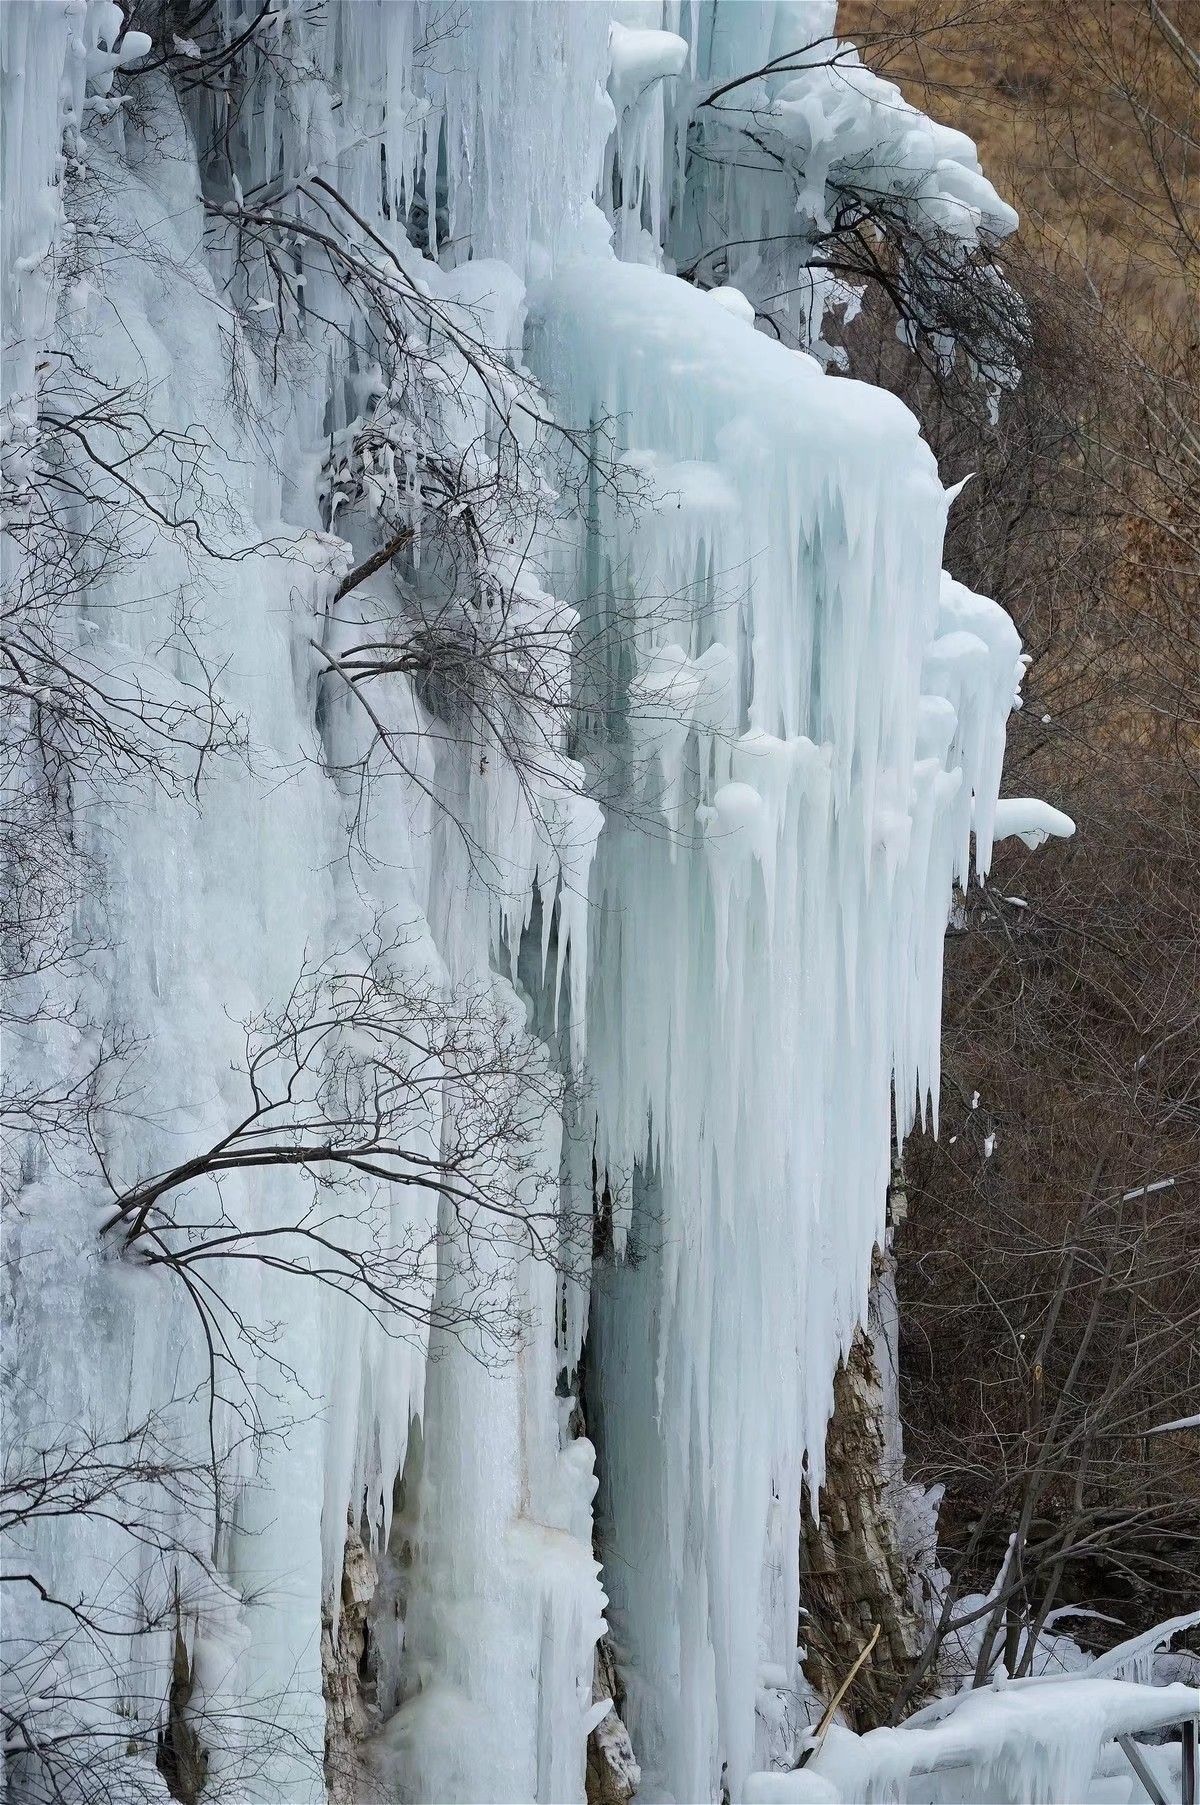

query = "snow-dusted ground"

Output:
[[5, 5, 1191, 1804]]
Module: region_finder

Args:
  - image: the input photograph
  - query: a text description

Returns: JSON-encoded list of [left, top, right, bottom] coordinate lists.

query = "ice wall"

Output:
[[527, 261, 1021, 1799], [1, 5, 1040, 1804]]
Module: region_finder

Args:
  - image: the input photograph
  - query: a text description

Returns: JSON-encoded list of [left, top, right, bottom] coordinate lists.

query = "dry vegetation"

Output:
[[844, 0, 1200, 1679]]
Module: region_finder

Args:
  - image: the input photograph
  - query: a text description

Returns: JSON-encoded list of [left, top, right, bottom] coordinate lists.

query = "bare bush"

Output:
[[87, 924, 578, 1430], [859, 0, 1200, 1702], [677, 7, 1028, 392]]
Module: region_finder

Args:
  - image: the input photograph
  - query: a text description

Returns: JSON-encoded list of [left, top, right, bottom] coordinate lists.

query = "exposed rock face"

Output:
[[586, 1638, 641, 1805], [156, 1622, 208, 1804], [799, 1240, 933, 1730], [323, 1519, 379, 1803]]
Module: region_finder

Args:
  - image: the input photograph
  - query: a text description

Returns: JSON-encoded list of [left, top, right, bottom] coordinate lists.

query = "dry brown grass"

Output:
[[841, 0, 1199, 312], [835, 0, 1200, 1674]]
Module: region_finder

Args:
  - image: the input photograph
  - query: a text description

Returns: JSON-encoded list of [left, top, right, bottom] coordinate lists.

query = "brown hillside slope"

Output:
[[836, 0, 1200, 1712]]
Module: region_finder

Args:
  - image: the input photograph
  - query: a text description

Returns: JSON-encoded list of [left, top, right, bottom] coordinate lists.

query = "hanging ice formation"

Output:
[[4, 6, 1141, 1805]]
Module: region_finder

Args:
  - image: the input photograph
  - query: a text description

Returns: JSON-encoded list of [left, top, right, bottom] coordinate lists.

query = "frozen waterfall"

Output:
[[10, 8, 1180, 1805]]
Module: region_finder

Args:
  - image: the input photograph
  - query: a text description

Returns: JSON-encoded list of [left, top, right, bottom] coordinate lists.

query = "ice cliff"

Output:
[[9, 7, 1177, 1805]]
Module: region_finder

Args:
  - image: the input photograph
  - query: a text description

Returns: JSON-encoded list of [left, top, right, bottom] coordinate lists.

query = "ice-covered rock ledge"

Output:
[[745, 1673, 1198, 1804]]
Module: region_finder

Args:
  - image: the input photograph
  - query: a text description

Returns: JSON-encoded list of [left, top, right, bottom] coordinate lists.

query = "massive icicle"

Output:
[[527, 255, 1023, 1800]]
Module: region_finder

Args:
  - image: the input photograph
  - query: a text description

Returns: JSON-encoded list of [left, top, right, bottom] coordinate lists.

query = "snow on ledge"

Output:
[[746, 1675, 1198, 1804], [608, 21, 688, 110], [992, 796, 1076, 850]]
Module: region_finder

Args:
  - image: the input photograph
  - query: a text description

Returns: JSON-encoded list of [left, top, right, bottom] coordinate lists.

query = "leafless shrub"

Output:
[[877, 0, 1200, 1701], [88, 924, 583, 1434]]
